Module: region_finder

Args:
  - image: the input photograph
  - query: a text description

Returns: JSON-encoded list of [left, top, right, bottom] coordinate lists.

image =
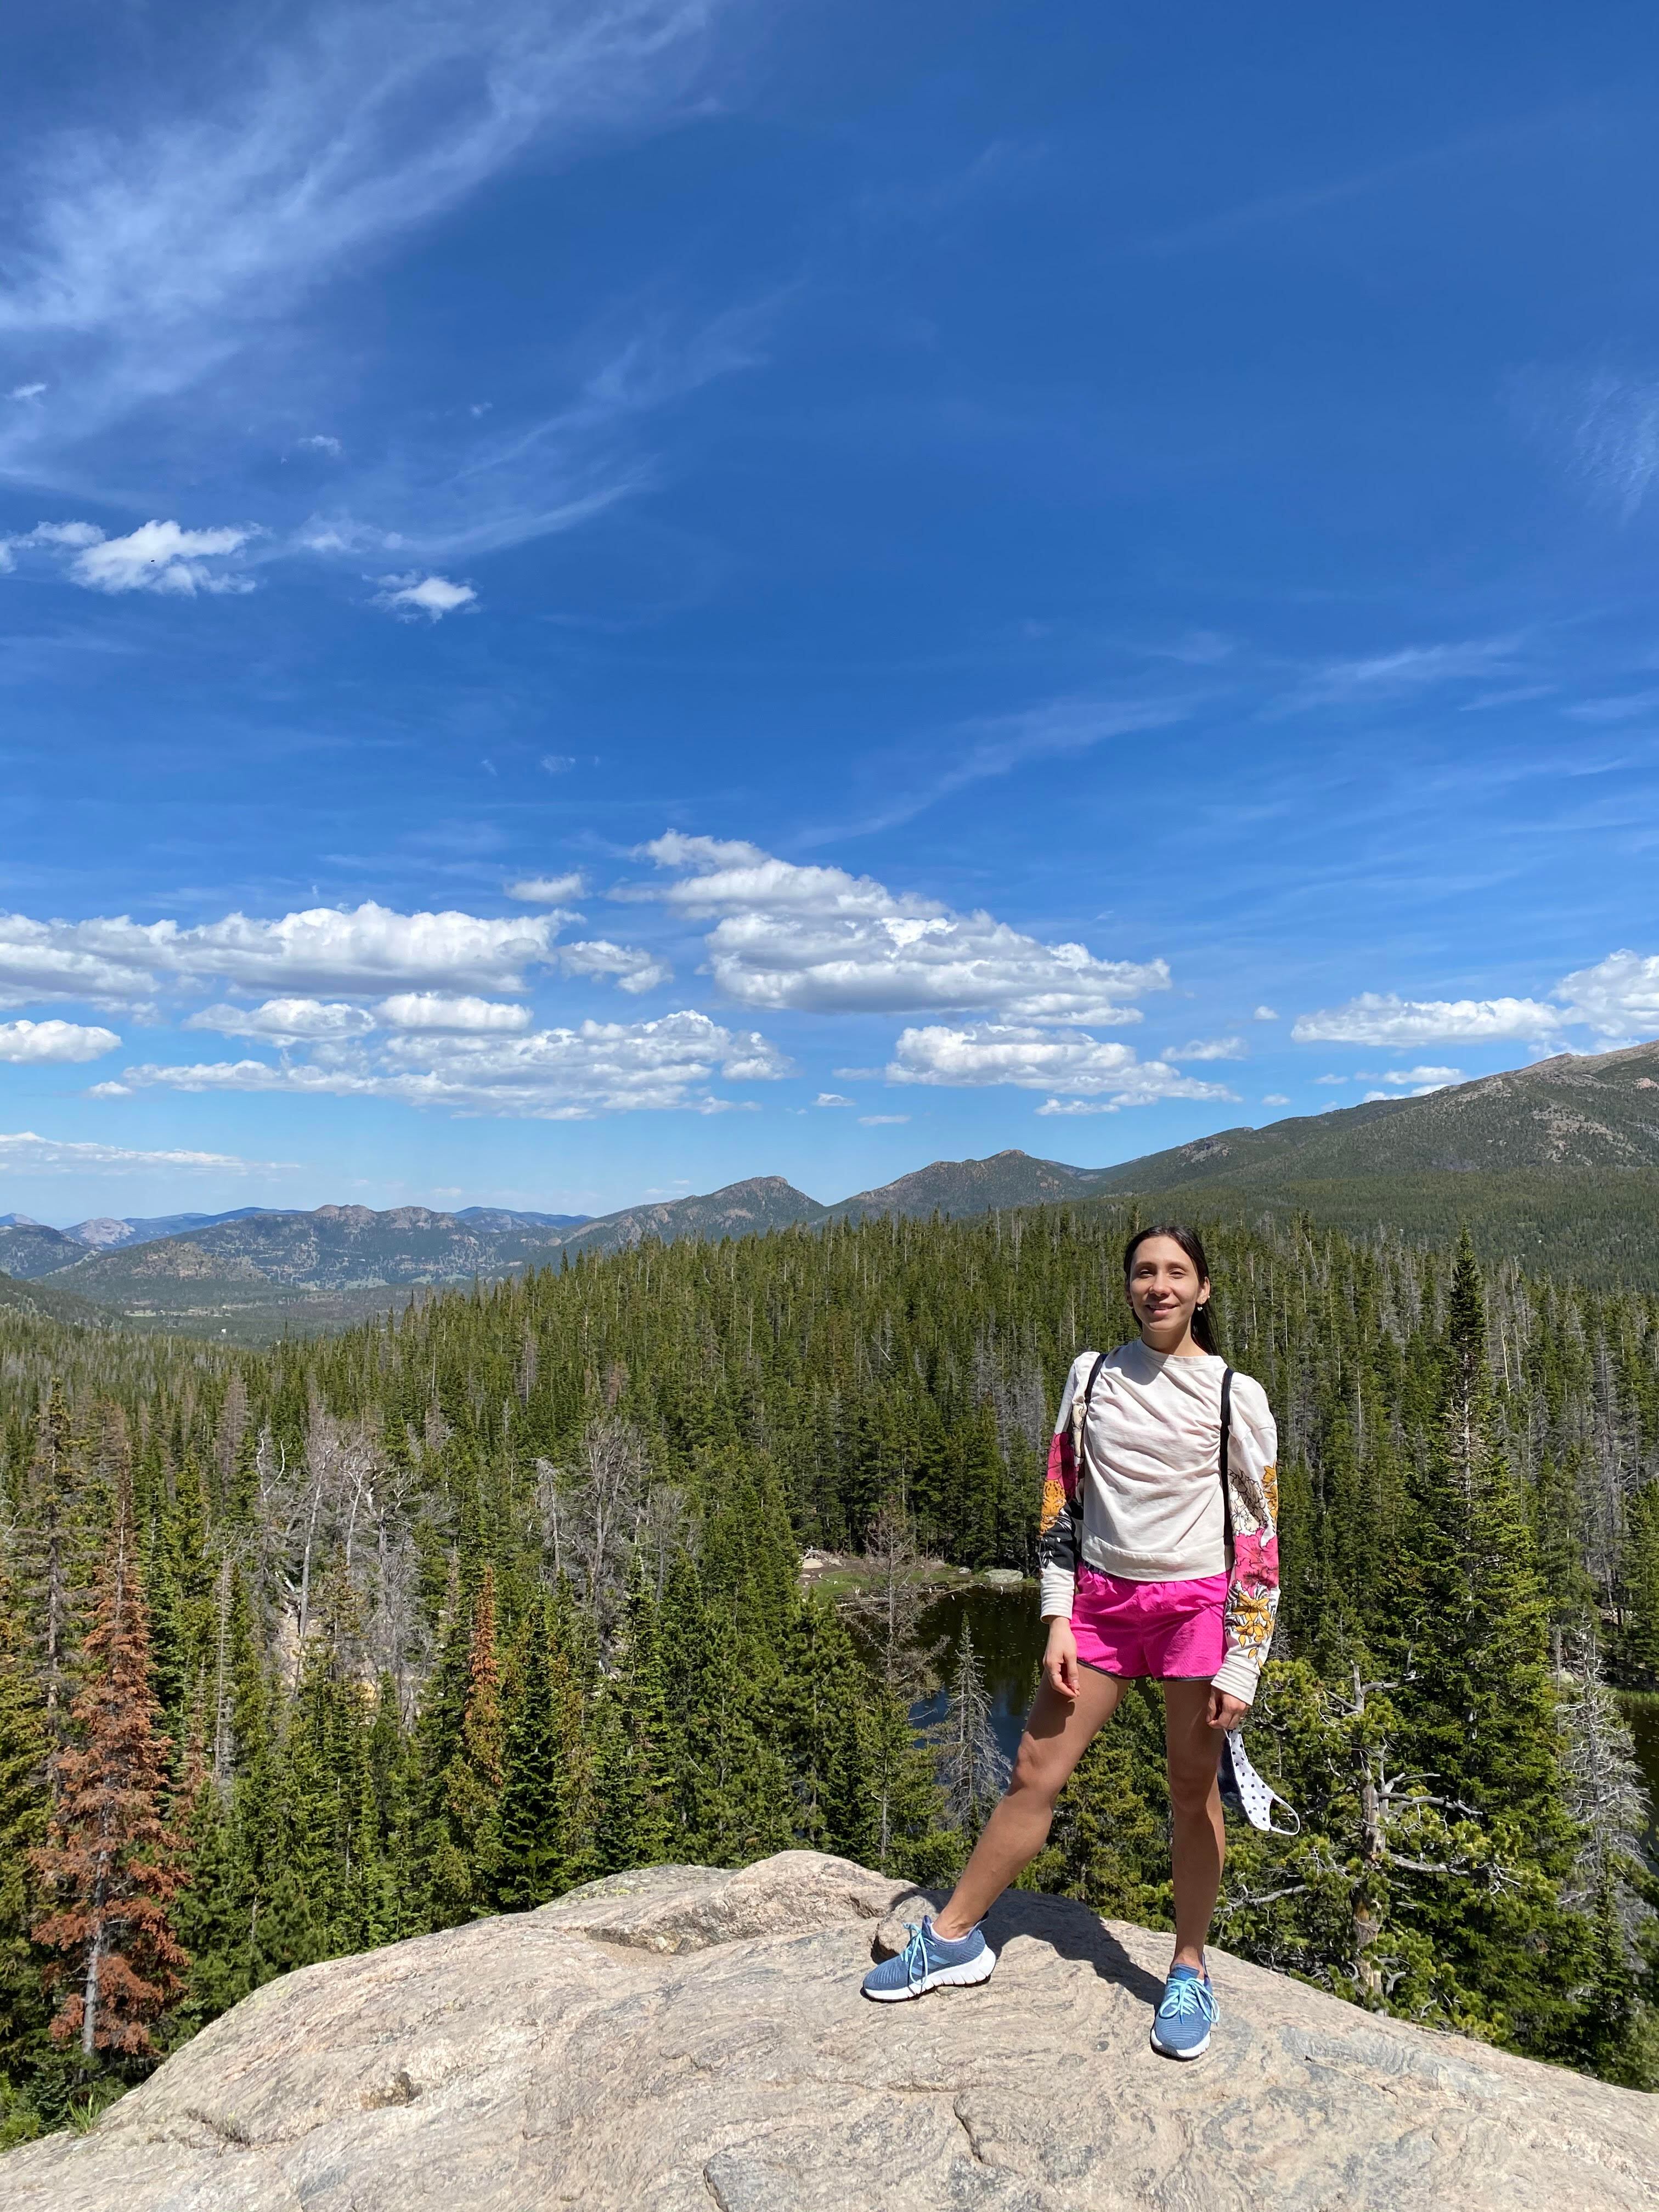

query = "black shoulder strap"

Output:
[[1219, 1365, 1235, 1553], [1075, 1351, 1109, 1476]]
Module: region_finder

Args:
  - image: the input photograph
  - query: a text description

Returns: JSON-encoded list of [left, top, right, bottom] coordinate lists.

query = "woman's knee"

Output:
[[1008, 1740, 1066, 1806], [1166, 1757, 1220, 1818]]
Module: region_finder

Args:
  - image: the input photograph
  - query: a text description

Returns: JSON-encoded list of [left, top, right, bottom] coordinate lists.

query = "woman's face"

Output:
[[1126, 1235, 1210, 1342]]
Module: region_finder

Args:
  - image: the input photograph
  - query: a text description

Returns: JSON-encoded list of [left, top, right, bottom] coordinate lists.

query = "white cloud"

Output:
[[186, 998, 377, 1043], [1253, 1005, 1278, 1021], [1355, 1065, 1465, 1089], [373, 572, 477, 621], [887, 1023, 1239, 1109], [0, 897, 672, 1016], [376, 993, 532, 1033], [1554, 950, 1659, 1037], [0, 1018, 120, 1063], [636, 833, 1169, 1022], [859, 1114, 910, 1126], [9, 383, 46, 400], [540, 754, 577, 774], [1261, 1093, 1290, 1105], [300, 433, 343, 456], [1166, 1036, 1245, 1062], [1291, 993, 1564, 1047], [557, 939, 670, 994], [1295, 949, 1659, 1054], [1277, 637, 1519, 713], [117, 1008, 791, 1120], [0, 1, 731, 479], [814, 1092, 851, 1107], [72, 520, 253, 595], [0, 1130, 279, 1174], [509, 873, 585, 902], [1314, 1073, 1348, 1085]]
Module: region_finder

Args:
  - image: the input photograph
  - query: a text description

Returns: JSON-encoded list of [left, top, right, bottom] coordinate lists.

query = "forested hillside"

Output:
[[2, 1205, 1657, 2143], [1092, 1040, 1659, 1286]]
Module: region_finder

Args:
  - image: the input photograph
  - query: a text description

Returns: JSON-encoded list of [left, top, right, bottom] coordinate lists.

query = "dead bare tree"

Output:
[[541, 1415, 651, 1624], [843, 1499, 945, 1698]]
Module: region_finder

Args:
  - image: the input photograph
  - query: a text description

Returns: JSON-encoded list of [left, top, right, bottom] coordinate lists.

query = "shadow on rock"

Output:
[[879, 1885, 1166, 2006]]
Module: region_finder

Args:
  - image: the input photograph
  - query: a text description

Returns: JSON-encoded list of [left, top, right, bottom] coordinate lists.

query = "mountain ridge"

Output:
[[6, 1040, 1657, 1336]]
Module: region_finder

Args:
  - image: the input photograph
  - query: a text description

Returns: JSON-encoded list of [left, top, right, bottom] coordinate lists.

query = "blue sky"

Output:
[[3, 0, 1658, 1225]]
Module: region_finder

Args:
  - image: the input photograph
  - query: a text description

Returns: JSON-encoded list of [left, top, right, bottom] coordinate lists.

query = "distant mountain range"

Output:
[[4, 1041, 1655, 1338]]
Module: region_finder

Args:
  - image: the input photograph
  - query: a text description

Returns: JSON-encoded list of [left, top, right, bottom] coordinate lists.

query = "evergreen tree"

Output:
[[494, 1601, 568, 1909], [1611, 1482, 1659, 1688], [31, 1494, 188, 2061], [0, 1575, 48, 2078], [932, 1622, 1009, 1836]]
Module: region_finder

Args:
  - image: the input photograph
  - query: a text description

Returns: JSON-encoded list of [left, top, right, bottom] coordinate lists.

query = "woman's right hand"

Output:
[[1042, 1617, 1080, 1701]]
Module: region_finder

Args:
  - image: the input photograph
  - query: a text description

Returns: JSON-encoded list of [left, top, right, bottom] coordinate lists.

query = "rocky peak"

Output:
[[5, 1852, 1652, 2210]]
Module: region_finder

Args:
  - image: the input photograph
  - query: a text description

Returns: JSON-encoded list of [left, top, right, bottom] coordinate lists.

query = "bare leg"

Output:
[[932, 1668, 1122, 1939], [1161, 1680, 1225, 1970]]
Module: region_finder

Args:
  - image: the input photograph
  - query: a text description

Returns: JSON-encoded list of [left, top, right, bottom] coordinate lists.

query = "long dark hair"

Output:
[[1122, 1223, 1219, 1355]]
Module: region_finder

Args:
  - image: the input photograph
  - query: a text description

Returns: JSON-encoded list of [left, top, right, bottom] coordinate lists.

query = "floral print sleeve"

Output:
[[1212, 1374, 1280, 1707], [1036, 1355, 1088, 1620]]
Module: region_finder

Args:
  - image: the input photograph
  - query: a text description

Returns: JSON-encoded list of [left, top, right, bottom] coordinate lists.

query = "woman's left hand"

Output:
[[1206, 1686, 1249, 1731]]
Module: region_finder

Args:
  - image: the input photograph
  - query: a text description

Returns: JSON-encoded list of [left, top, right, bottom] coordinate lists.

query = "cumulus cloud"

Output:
[[859, 1114, 909, 1126], [635, 833, 1169, 1023], [373, 572, 477, 620], [1261, 1093, 1290, 1105], [509, 873, 585, 902], [1356, 1065, 1465, 1089], [885, 1024, 1239, 1110], [0, 519, 256, 595], [376, 993, 532, 1033], [1294, 949, 1659, 1050], [116, 1009, 792, 1120], [0, 1018, 121, 1063], [1165, 1037, 1245, 1062], [814, 1092, 851, 1107], [557, 939, 670, 994], [0, 900, 561, 1005], [300, 433, 342, 456], [1554, 950, 1659, 1037], [0, 1130, 279, 1173], [186, 998, 377, 1042], [1291, 993, 1565, 1047], [1253, 1006, 1279, 1021]]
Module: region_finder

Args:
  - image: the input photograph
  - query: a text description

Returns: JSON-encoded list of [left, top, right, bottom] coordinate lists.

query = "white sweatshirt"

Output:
[[1036, 1341, 1282, 1705]]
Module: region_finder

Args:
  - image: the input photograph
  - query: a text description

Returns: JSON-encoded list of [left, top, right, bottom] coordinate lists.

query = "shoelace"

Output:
[[899, 1922, 930, 1994], [1158, 1975, 1217, 2025]]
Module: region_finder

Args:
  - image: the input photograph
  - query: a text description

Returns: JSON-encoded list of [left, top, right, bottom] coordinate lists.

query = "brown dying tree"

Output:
[[31, 1487, 189, 2059]]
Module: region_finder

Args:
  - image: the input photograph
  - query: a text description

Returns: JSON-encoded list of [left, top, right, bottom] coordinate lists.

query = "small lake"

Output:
[[910, 1583, 1659, 1854], [909, 1583, 1044, 1761]]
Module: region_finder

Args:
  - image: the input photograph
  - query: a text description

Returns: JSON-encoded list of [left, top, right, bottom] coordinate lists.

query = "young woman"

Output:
[[862, 1225, 1280, 2060]]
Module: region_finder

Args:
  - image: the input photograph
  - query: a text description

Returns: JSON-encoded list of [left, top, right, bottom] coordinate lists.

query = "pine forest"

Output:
[[2, 1203, 1658, 2141]]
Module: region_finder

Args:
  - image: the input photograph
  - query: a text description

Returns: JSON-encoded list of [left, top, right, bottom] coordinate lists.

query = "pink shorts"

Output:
[[1071, 1566, 1228, 1680]]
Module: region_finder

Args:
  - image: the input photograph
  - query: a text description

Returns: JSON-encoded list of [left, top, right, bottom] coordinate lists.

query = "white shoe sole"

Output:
[[1149, 2024, 1211, 2059], [862, 1948, 998, 2002]]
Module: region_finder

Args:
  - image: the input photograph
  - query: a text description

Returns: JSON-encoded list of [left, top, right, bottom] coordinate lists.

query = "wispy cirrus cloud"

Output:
[[0, 2, 733, 474], [0, 2, 762, 589]]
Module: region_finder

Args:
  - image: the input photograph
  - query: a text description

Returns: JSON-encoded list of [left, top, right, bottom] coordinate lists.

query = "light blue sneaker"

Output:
[[1149, 1963, 1217, 2059], [861, 1917, 996, 2002]]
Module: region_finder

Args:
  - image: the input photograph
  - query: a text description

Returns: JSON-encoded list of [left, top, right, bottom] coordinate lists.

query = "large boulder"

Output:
[[2, 1851, 1654, 2210]]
